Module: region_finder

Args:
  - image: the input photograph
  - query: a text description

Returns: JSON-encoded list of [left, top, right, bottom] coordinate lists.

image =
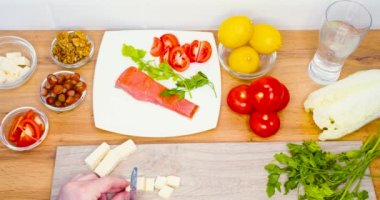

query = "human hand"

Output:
[[58, 173, 130, 200]]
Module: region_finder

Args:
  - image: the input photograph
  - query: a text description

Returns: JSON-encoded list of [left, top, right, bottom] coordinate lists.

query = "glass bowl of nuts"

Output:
[[50, 30, 94, 69], [40, 71, 87, 112]]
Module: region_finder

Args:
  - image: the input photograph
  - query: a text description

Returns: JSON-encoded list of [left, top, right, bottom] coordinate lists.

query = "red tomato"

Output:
[[168, 46, 190, 72], [249, 111, 280, 137], [182, 43, 191, 58], [160, 33, 180, 50], [16, 130, 37, 147], [160, 49, 170, 63], [188, 40, 212, 63], [150, 37, 164, 57], [276, 84, 290, 111], [197, 41, 212, 63], [227, 85, 255, 114], [248, 76, 283, 112]]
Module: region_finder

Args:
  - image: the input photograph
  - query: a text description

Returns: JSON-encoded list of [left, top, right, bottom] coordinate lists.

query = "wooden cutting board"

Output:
[[51, 142, 376, 200]]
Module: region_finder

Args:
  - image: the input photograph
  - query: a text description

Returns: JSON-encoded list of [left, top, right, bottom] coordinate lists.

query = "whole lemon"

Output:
[[218, 16, 254, 49], [228, 46, 260, 73], [249, 24, 282, 54]]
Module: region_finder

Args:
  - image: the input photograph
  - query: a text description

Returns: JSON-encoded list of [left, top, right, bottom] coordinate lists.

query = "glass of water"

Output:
[[308, 0, 372, 85]]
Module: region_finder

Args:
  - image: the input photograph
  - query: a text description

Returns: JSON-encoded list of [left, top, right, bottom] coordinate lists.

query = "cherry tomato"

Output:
[[197, 41, 212, 63], [227, 84, 255, 114], [248, 76, 283, 112], [249, 111, 280, 137], [160, 33, 180, 50], [168, 46, 190, 72], [276, 84, 290, 111], [160, 49, 170, 63], [150, 37, 164, 57]]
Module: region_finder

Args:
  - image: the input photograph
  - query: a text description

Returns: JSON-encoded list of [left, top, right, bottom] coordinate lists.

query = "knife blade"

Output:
[[130, 167, 138, 200]]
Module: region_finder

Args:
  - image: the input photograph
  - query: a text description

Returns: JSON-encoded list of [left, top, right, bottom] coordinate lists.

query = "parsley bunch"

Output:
[[265, 129, 380, 200], [121, 44, 216, 100]]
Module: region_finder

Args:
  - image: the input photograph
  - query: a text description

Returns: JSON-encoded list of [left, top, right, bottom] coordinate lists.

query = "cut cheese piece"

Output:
[[137, 177, 146, 191], [93, 151, 121, 177], [145, 178, 155, 192], [158, 185, 174, 199], [154, 176, 167, 190], [85, 142, 110, 170], [6, 52, 22, 58], [111, 139, 137, 159], [166, 176, 181, 188]]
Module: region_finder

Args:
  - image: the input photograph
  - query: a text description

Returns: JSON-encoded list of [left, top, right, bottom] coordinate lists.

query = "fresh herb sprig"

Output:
[[265, 129, 380, 200], [121, 44, 216, 99]]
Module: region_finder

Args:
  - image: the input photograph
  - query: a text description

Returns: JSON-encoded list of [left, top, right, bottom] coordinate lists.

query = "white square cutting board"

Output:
[[93, 30, 221, 137]]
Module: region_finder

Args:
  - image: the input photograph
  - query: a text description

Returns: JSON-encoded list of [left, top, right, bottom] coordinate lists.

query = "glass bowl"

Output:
[[50, 31, 94, 69], [0, 36, 37, 89], [0, 106, 49, 151], [40, 70, 87, 112], [218, 43, 277, 80]]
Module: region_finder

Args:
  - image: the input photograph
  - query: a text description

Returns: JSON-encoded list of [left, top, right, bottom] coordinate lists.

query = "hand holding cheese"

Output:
[[304, 69, 380, 140]]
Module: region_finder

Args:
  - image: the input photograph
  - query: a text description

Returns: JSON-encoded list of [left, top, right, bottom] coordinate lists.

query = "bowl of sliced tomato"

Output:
[[0, 107, 49, 151]]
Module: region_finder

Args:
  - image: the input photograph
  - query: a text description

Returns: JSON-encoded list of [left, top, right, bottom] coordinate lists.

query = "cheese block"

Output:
[[158, 185, 174, 199], [93, 151, 121, 177], [145, 178, 155, 192], [84, 142, 110, 170], [111, 139, 137, 159], [137, 177, 146, 191], [154, 176, 167, 190], [166, 176, 181, 188]]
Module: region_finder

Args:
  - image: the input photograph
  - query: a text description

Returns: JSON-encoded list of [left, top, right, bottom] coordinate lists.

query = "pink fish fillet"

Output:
[[115, 66, 199, 118]]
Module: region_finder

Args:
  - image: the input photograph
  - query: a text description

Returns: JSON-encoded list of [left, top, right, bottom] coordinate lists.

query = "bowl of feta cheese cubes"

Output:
[[0, 36, 37, 89]]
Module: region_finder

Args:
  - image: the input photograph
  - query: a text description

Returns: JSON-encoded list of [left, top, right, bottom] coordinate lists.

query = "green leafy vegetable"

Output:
[[265, 129, 380, 200], [121, 44, 216, 99]]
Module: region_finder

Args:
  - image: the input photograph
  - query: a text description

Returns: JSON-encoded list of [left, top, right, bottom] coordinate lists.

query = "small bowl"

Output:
[[0, 36, 37, 89], [40, 70, 87, 112], [218, 43, 277, 80], [0, 106, 49, 151], [50, 31, 94, 69]]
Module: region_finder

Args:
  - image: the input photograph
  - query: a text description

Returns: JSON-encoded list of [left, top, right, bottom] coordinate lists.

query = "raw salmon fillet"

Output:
[[115, 67, 199, 118]]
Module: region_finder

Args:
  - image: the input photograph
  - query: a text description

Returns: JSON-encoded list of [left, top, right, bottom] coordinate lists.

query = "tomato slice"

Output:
[[8, 115, 24, 142], [168, 46, 190, 72], [160, 33, 180, 50], [20, 119, 42, 139], [160, 49, 170, 63], [188, 40, 200, 62], [16, 130, 38, 147], [197, 41, 212, 63], [150, 37, 164, 57], [182, 43, 191, 59]]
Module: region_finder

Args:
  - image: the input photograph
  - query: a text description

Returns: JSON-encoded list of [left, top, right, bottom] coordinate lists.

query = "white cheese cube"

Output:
[[0, 71, 6, 83], [0, 59, 21, 75], [12, 56, 30, 66], [145, 178, 155, 192], [111, 139, 137, 159], [136, 176, 146, 191], [94, 151, 121, 177], [6, 52, 22, 58], [158, 185, 174, 199], [154, 176, 167, 190], [166, 176, 181, 188], [84, 142, 110, 170]]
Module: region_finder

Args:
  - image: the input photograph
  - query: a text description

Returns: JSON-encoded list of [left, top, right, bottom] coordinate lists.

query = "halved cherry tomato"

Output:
[[20, 119, 42, 139], [150, 37, 164, 57], [227, 84, 254, 114], [8, 115, 24, 142], [248, 76, 283, 112], [17, 130, 37, 147], [160, 33, 180, 50], [276, 84, 290, 111], [249, 111, 280, 137], [160, 49, 170, 63], [168, 46, 190, 72], [197, 41, 212, 63]]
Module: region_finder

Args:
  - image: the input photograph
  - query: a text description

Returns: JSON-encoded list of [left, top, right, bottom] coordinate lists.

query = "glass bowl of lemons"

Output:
[[217, 16, 281, 80]]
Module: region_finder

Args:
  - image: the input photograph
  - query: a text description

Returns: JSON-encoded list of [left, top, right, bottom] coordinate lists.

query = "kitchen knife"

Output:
[[130, 167, 137, 200]]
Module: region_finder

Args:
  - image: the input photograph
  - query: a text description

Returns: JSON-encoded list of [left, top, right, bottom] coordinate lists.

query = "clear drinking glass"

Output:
[[308, 0, 372, 85]]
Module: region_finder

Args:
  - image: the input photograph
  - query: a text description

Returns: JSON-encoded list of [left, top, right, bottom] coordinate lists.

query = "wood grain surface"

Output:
[[0, 30, 379, 199], [51, 142, 376, 200]]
